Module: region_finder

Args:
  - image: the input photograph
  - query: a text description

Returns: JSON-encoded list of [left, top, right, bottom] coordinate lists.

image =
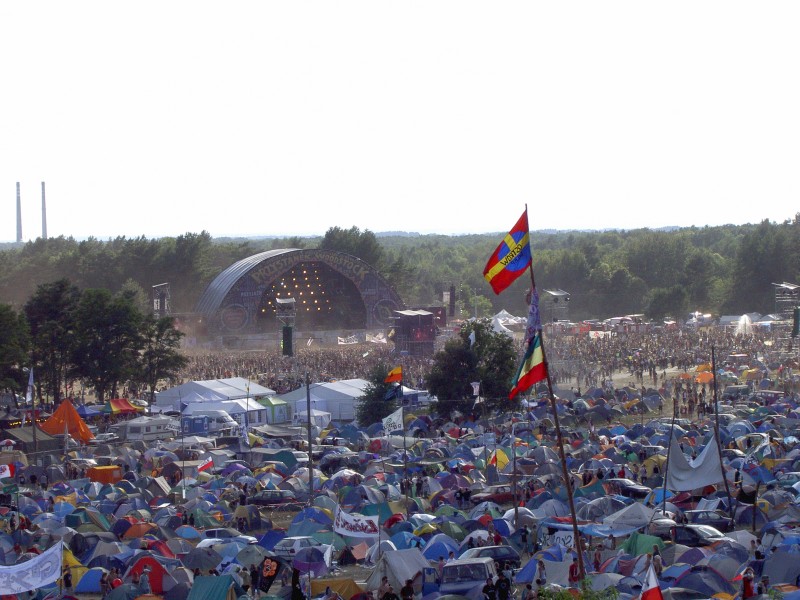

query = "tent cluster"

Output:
[[4, 366, 800, 600]]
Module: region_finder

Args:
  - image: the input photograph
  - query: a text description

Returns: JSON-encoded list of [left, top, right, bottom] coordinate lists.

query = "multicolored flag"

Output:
[[384, 366, 403, 383], [508, 332, 547, 399], [483, 210, 532, 294], [509, 284, 547, 399]]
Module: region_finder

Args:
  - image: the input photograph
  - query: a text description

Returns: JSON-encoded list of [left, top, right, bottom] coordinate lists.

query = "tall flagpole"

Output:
[[712, 346, 734, 515], [524, 206, 585, 582]]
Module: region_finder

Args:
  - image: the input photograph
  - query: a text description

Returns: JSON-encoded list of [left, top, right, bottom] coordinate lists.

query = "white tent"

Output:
[[294, 408, 332, 429], [155, 378, 276, 410], [278, 378, 370, 422], [603, 501, 655, 530], [364, 548, 430, 592]]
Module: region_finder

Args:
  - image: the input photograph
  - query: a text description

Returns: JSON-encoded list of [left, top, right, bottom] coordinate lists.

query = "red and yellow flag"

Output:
[[384, 366, 403, 384]]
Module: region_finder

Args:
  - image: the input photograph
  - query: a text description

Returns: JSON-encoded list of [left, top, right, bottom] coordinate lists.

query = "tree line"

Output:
[[1, 216, 799, 328], [0, 280, 187, 404]]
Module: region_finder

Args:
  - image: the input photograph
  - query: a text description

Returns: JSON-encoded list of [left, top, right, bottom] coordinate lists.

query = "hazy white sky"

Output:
[[2, 2, 799, 242]]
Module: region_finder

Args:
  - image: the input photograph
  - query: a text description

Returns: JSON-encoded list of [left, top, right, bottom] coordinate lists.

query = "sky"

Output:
[[2, 2, 799, 243]]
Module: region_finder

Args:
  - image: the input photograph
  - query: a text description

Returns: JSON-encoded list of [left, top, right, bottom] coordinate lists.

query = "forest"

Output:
[[1, 215, 799, 323]]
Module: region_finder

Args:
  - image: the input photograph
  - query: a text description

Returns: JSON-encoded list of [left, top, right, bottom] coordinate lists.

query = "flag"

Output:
[[483, 210, 532, 294], [524, 286, 542, 343], [382, 407, 404, 434], [25, 368, 33, 404], [0, 464, 15, 479], [508, 332, 547, 399], [384, 366, 402, 383], [468, 330, 476, 347], [641, 564, 664, 600], [198, 457, 214, 472], [471, 381, 480, 396], [384, 384, 403, 401]]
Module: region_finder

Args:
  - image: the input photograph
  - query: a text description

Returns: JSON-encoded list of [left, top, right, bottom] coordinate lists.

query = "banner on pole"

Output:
[[333, 506, 379, 538], [382, 408, 404, 434], [0, 541, 62, 593]]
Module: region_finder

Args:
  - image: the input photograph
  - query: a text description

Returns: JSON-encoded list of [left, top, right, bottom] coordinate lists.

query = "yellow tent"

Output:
[[63, 545, 88, 586], [311, 579, 364, 599], [489, 448, 510, 470], [695, 363, 712, 372]]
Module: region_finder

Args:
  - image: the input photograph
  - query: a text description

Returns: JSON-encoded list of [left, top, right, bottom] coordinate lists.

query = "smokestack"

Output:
[[16, 182, 22, 243], [41, 182, 47, 239]]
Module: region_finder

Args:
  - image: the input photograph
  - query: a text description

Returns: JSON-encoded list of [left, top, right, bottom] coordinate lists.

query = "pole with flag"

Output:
[[26, 368, 36, 454], [500, 206, 585, 582], [385, 367, 407, 515]]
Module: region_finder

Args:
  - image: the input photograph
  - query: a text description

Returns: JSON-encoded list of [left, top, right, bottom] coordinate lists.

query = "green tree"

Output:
[[137, 315, 188, 404], [426, 320, 517, 418], [71, 289, 143, 403], [646, 285, 689, 320], [319, 226, 385, 267], [355, 363, 399, 426], [0, 304, 29, 396], [24, 279, 81, 404]]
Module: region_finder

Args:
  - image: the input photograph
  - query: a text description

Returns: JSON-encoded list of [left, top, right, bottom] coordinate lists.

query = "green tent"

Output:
[[187, 575, 246, 600]]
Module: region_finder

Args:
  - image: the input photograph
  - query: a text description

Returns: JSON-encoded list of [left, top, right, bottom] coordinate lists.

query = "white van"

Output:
[[439, 557, 498, 596]]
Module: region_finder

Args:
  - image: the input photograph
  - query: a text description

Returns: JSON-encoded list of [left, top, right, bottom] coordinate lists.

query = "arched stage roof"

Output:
[[195, 248, 404, 335]]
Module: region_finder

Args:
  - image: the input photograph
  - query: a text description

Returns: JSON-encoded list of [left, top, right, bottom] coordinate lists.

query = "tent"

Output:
[[104, 398, 143, 414], [364, 548, 430, 592], [156, 378, 276, 409], [279, 379, 370, 423], [40, 399, 95, 444], [187, 575, 246, 600], [603, 502, 655, 530], [310, 578, 364, 599]]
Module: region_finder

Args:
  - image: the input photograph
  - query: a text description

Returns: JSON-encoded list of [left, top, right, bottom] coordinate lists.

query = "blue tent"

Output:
[[75, 567, 107, 593], [76, 405, 103, 418], [257, 530, 285, 550]]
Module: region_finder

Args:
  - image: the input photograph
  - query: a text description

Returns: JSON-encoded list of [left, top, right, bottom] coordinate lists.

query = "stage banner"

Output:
[[333, 506, 379, 538], [0, 541, 62, 593]]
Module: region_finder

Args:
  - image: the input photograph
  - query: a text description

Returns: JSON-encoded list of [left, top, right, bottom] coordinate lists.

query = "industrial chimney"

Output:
[[41, 182, 47, 239], [16, 182, 22, 243]]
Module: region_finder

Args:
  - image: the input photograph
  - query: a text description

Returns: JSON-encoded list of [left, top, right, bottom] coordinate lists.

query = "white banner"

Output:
[[337, 335, 359, 345], [366, 333, 387, 344], [382, 408, 404, 434], [0, 541, 62, 593], [333, 506, 379, 538]]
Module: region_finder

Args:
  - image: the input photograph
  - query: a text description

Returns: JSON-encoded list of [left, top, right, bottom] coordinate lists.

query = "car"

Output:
[[458, 545, 521, 570], [201, 527, 257, 545], [249, 489, 298, 506], [470, 485, 515, 506], [602, 478, 652, 500], [440, 558, 498, 596], [775, 472, 800, 490], [683, 509, 735, 532], [273, 536, 318, 560], [672, 524, 733, 547], [648, 517, 678, 540], [89, 433, 119, 445]]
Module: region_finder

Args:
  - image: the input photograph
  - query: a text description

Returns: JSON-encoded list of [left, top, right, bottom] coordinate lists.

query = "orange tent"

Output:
[[40, 400, 95, 444], [695, 372, 714, 384]]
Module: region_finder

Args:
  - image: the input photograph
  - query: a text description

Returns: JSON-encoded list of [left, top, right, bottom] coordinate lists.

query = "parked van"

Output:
[[439, 557, 498, 596]]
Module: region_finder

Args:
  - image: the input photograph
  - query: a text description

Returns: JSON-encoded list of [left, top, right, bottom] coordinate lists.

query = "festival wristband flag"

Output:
[[384, 366, 402, 383], [508, 332, 547, 399], [483, 209, 532, 295]]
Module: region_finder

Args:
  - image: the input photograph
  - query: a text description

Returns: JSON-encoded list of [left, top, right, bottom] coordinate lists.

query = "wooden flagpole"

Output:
[[524, 205, 585, 582]]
